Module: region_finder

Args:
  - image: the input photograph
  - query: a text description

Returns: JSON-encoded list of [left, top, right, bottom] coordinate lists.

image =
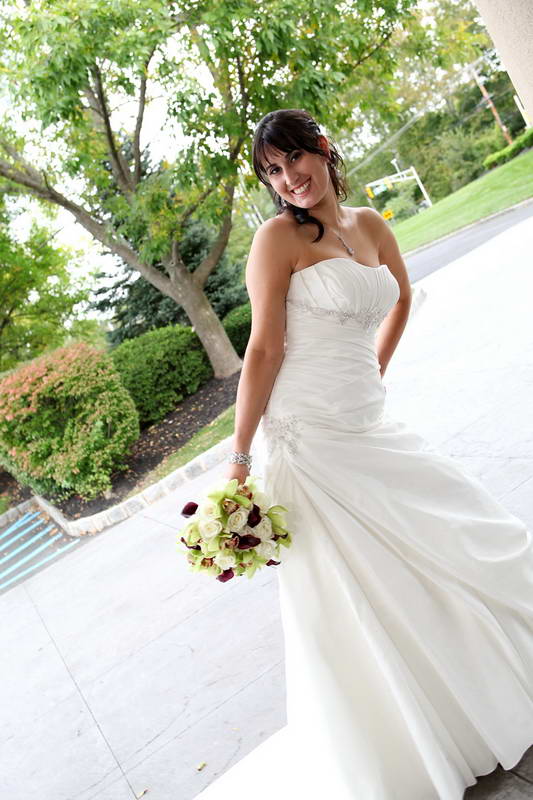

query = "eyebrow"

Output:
[[264, 150, 293, 169]]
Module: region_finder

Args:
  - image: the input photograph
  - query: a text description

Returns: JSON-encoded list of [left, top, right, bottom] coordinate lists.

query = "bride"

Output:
[[197, 108, 533, 799]]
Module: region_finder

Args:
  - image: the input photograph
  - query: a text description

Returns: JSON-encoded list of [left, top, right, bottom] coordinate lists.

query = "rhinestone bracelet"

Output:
[[228, 450, 252, 468]]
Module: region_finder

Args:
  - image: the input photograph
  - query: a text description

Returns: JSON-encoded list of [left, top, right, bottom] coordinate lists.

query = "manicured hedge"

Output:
[[0, 343, 140, 501], [110, 325, 214, 427], [483, 126, 533, 169]]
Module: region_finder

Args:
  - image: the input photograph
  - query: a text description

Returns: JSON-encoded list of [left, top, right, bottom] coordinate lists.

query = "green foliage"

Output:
[[0, 0, 493, 375], [382, 182, 418, 222], [222, 302, 252, 357], [0, 342, 140, 501], [7, 1, 173, 125], [1, 0, 430, 235], [483, 127, 533, 170], [345, 61, 528, 211], [110, 325, 214, 427], [0, 203, 95, 372]]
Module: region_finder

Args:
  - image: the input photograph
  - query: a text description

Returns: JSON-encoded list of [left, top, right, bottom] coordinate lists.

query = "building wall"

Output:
[[473, 0, 533, 123]]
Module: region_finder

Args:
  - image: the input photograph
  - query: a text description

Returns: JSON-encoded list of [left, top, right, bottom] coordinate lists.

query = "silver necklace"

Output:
[[331, 228, 354, 256]]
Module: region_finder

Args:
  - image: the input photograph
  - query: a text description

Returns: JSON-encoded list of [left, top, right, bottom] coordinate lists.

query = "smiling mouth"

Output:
[[291, 178, 311, 196]]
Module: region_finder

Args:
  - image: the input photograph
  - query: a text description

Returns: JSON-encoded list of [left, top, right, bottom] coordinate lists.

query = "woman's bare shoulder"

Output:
[[257, 209, 298, 236], [345, 205, 381, 222], [253, 211, 300, 265], [346, 205, 388, 237]]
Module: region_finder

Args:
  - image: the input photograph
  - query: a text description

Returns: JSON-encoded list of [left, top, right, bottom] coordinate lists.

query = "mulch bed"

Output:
[[0, 369, 242, 521]]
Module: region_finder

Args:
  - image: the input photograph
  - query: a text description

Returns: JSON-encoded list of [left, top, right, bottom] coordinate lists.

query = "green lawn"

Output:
[[393, 148, 533, 254], [125, 403, 236, 500]]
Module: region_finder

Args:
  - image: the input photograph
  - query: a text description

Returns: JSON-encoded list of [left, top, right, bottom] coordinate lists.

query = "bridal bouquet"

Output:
[[178, 474, 292, 582]]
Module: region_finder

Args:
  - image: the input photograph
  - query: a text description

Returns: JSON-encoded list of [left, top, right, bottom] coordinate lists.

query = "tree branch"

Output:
[[177, 184, 216, 227], [90, 64, 135, 198], [82, 84, 102, 118], [0, 146, 178, 300], [133, 47, 156, 185], [235, 53, 250, 124], [0, 182, 25, 196], [188, 24, 233, 112], [0, 306, 17, 334], [353, 28, 395, 69], [169, 236, 187, 278], [192, 181, 236, 288]]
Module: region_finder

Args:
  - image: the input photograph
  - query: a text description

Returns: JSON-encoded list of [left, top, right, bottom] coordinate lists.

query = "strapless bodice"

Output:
[[261, 258, 400, 449], [286, 257, 399, 332]]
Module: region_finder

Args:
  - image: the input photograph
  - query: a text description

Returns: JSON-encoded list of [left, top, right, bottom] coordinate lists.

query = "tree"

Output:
[[92, 217, 249, 345], [0, 201, 97, 372], [0, 0, 431, 377]]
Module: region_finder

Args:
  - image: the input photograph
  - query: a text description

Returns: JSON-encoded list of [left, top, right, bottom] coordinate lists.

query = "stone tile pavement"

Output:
[[1, 216, 532, 800]]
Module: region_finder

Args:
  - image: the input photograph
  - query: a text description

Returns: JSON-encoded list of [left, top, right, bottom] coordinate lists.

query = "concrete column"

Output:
[[473, 0, 533, 123]]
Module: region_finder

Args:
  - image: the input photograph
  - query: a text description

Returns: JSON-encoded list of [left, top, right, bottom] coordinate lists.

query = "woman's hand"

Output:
[[223, 462, 250, 484]]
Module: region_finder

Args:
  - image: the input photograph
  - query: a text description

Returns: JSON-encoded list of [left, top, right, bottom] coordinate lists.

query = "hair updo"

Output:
[[252, 108, 349, 242]]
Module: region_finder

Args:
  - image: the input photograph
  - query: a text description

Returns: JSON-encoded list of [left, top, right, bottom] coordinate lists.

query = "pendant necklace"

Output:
[[331, 228, 354, 256]]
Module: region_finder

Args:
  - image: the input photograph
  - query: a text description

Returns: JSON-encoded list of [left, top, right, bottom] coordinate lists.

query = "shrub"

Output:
[[483, 126, 533, 169], [0, 342, 140, 501], [111, 325, 213, 426], [222, 302, 251, 356]]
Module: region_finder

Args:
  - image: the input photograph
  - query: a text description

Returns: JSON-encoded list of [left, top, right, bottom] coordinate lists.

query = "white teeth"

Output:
[[293, 180, 311, 195]]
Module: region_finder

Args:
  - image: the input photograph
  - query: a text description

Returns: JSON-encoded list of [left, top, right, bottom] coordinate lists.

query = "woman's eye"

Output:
[[268, 152, 299, 175]]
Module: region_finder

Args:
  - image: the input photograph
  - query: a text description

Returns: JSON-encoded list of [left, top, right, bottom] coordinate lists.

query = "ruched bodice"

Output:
[[286, 257, 399, 330], [262, 258, 400, 445]]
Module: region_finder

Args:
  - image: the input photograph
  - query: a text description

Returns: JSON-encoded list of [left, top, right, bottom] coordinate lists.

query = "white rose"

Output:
[[198, 518, 223, 539], [253, 516, 273, 542], [240, 524, 259, 538], [214, 551, 237, 570], [255, 540, 277, 560], [253, 490, 271, 512], [198, 498, 221, 520], [227, 507, 248, 532]]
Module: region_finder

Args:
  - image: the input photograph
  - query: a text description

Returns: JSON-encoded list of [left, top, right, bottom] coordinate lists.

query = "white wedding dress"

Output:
[[196, 257, 533, 799]]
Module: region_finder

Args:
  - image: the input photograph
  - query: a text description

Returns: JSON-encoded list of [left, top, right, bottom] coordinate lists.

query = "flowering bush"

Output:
[[178, 475, 292, 581], [0, 342, 140, 501]]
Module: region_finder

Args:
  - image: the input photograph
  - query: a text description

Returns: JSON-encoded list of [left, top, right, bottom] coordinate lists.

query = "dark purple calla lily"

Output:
[[180, 536, 201, 551], [181, 501, 198, 517], [236, 533, 262, 549], [217, 568, 235, 582], [267, 559, 281, 566], [247, 503, 262, 527]]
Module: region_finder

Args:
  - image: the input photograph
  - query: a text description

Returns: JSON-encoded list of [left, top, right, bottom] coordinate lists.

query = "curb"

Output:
[[400, 195, 533, 261], [28, 436, 236, 537], [0, 497, 41, 530]]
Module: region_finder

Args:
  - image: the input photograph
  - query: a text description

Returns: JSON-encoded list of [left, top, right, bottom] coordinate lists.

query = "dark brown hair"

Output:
[[252, 108, 349, 242]]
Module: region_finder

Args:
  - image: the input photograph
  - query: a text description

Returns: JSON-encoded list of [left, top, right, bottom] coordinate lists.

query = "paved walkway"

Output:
[[1, 216, 532, 800]]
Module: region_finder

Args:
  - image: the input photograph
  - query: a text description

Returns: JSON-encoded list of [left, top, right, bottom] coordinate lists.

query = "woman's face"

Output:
[[261, 136, 330, 208]]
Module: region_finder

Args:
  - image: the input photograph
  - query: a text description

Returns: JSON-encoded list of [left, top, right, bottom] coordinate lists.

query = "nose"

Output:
[[285, 166, 303, 190]]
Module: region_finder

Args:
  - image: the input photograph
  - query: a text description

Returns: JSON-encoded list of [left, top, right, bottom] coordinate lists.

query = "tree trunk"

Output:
[[171, 279, 243, 379]]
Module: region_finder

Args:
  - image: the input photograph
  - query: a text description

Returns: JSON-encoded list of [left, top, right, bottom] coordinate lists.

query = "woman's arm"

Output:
[[363, 208, 412, 377], [231, 348, 285, 456], [225, 218, 293, 480]]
